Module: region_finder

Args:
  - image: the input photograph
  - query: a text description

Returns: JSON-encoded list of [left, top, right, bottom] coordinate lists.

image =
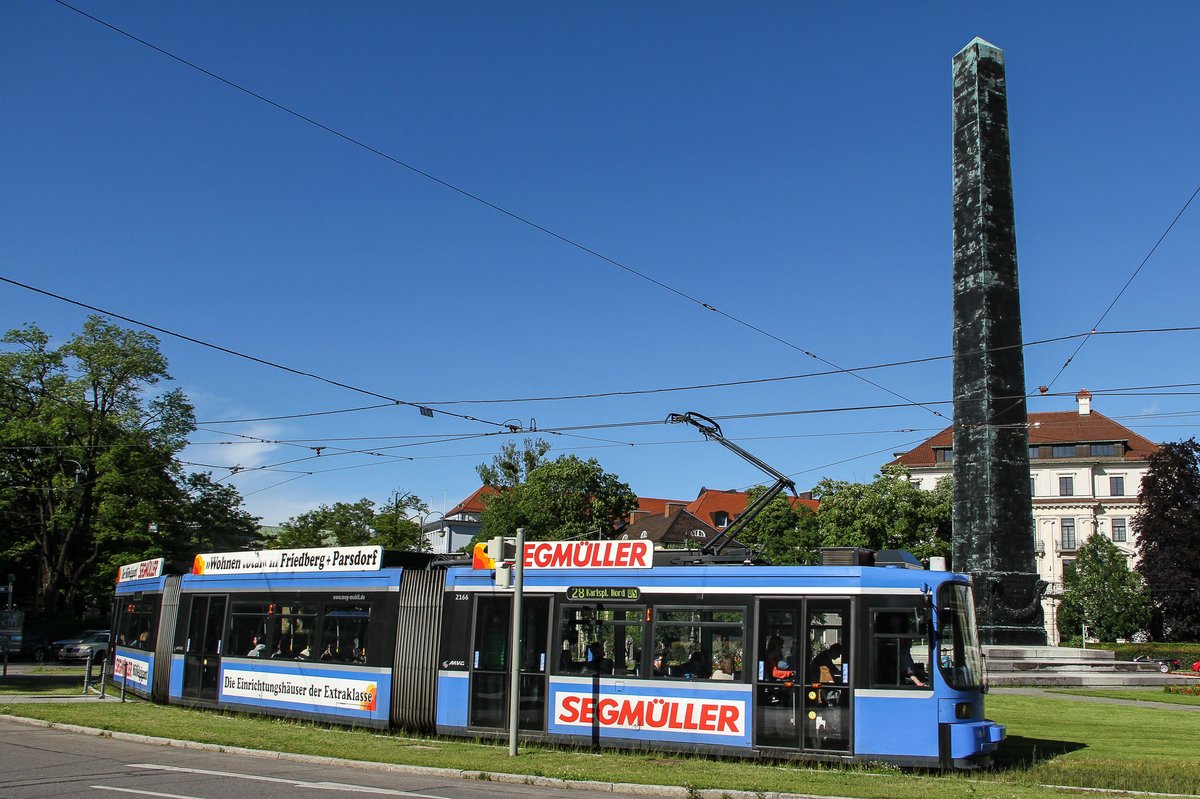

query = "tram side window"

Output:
[[871, 609, 931, 690], [557, 606, 643, 676], [116, 597, 157, 650], [230, 602, 273, 657], [653, 608, 744, 681], [321, 604, 370, 663], [270, 605, 318, 659]]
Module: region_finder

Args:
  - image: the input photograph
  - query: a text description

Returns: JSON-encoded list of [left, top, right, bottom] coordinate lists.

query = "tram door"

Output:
[[468, 595, 550, 731], [755, 599, 851, 753], [181, 595, 226, 701]]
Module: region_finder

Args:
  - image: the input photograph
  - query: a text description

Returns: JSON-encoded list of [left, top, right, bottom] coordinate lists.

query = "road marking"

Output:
[[129, 764, 446, 797], [92, 787, 206, 799]]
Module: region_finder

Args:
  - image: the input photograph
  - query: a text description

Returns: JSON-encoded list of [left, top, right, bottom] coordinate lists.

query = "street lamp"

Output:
[[416, 511, 445, 553]]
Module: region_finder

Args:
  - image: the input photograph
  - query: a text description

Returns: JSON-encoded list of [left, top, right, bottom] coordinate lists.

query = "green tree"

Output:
[[811, 466, 951, 562], [276, 499, 379, 548], [736, 486, 821, 565], [476, 437, 551, 487], [1057, 533, 1151, 641], [275, 493, 428, 551], [1135, 439, 1200, 640], [0, 318, 250, 615], [476, 454, 637, 543], [372, 492, 430, 550]]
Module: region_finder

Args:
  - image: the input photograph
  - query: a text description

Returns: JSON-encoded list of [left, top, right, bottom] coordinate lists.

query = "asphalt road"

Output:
[[0, 719, 666, 799]]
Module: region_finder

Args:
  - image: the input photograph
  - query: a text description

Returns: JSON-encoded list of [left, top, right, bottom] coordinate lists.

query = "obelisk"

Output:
[[951, 38, 1046, 645]]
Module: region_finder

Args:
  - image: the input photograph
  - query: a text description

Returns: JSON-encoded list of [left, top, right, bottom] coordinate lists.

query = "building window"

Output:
[[1060, 518, 1076, 550], [1052, 444, 1077, 458], [713, 511, 730, 529], [1030, 477, 1036, 497], [1062, 559, 1076, 579], [1028, 445, 1041, 459], [1110, 475, 1125, 496], [1111, 518, 1128, 543], [1091, 443, 1119, 457], [1059, 475, 1074, 497], [936, 448, 954, 463]]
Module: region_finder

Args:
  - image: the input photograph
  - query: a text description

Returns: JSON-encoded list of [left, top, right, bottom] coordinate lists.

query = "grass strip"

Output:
[[2, 694, 1198, 798], [0, 674, 87, 695]]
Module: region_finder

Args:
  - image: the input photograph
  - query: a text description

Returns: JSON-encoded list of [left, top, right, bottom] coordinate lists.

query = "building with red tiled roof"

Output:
[[445, 485, 499, 518], [429, 489, 697, 554], [888, 390, 1160, 644], [428, 486, 818, 555], [618, 507, 721, 548], [423, 485, 501, 555], [686, 488, 819, 532]]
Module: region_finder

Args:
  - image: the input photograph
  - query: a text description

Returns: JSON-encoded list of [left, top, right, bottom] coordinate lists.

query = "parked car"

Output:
[[49, 628, 107, 660], [1133, 654, 1181, 673], [56, 631, 110, 662]]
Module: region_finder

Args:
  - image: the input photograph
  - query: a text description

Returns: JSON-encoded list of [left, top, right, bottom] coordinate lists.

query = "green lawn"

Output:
[[1, 693, 1197, 798], [0, 673, 89, 695]]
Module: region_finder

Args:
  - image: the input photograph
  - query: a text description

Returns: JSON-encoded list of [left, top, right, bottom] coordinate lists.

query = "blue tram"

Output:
[[110, 541, 1003, 768]]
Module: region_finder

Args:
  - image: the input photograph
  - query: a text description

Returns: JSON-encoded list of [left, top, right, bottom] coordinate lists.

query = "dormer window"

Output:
[[1091, 443, 1119, 457], [935, 448, 954, 463], [713, 511, 730, 529]]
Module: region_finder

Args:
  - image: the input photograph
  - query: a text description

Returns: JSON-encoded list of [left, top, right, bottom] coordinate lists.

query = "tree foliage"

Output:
[[273, 493, 429, 551], [0, 318, 259, 617], [811, 466, 952, 562], [1057, 533, 1151, 641], [476, 437, 551, 488], [1135, 439, 1200, 640], [736, 486, 821, 565], [476, 454, 637, 543]]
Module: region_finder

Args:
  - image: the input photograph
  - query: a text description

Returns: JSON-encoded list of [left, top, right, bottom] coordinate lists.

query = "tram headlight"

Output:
[[955, 701, 974, 719]]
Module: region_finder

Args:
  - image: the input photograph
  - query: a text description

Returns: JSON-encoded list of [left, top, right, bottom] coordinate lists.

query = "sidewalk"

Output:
[[991, 686, 1200, 711]]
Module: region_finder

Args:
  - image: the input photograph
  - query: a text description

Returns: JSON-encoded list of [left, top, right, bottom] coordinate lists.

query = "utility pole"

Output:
[[508, 527, 525, 756], [1, 574, 15, 677]]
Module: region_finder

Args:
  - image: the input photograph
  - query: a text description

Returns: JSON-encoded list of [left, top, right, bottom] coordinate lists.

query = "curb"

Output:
[[0, 712, 852, 799]]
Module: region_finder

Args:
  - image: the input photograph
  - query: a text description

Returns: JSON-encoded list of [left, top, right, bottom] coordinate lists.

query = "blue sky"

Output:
[[3, 1, 1198, 526]]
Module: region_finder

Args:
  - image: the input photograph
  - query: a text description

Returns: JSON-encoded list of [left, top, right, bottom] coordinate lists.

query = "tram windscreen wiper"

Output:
[[666, 412, 797, 558]]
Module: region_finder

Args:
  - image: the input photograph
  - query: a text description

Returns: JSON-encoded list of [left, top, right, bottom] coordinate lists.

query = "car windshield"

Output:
[[82, 634, 108, 643], [937, 582, 984, 690]]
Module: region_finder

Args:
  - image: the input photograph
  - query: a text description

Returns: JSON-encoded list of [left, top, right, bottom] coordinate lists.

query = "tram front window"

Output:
[[937, 583, 984, 690]]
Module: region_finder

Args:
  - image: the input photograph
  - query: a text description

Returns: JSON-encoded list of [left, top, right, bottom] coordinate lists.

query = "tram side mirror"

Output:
[[917, 609, 930, 635]]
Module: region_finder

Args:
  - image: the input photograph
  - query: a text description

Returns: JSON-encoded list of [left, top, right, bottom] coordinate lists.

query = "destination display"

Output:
[[117, 558, 164, 583], [221, 667, 378, 713], [193, 546, 383, 575], [566, 586, 641, 601], [552, 691, 745, 737]]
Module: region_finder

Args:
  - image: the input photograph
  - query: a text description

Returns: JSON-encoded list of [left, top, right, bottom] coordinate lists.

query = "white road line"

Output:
[[92, 787, 206, 799], [129, 764, 447, 797]]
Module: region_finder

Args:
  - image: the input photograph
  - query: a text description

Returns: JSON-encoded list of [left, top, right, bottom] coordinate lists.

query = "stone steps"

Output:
[[982, 645, 1187, 687]]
